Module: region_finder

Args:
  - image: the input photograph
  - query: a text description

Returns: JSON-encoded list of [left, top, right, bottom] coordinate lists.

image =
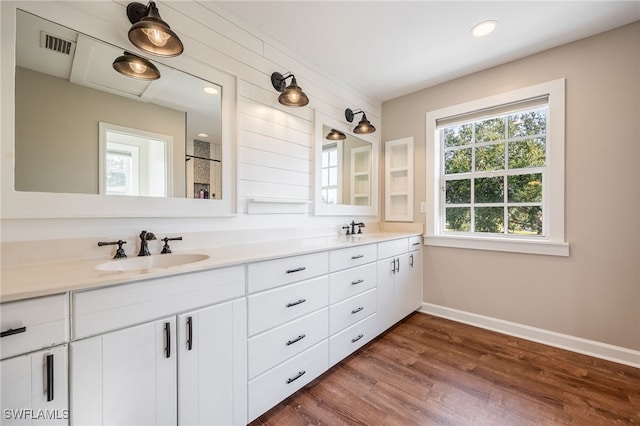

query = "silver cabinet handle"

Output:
[[351, 306, 364, 314], [286, 334, 306, 346], [286, 370, 306, 384], [286, 298, 306, 308], [351, 334, 364, 343], [409, 254, 414, 268]]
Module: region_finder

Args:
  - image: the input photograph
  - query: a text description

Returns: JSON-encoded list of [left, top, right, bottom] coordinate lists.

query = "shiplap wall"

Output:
[[7, 0, 380, 221]]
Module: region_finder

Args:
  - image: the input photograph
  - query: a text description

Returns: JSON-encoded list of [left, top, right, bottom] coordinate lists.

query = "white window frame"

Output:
[[425, 79, 569, 256]]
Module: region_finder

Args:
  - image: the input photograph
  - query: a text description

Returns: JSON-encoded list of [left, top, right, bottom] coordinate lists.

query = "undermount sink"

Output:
[[95, 253, 210, 272]]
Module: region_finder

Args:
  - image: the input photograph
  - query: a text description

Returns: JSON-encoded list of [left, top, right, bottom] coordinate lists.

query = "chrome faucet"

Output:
[[137, 230, 156, 256]]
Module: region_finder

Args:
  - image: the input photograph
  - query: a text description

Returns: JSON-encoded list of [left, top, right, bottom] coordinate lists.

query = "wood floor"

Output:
[[250, 312, 640, 426]]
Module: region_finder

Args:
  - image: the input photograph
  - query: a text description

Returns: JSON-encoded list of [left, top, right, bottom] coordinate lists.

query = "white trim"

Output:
[[419, 302, 640, 369], [425, 79, 567, 255]]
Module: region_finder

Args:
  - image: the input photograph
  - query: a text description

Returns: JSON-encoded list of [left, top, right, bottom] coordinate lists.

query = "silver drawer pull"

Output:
[[351, 334, 364, 343], [351, 306, 364, 314], [351, 254, 364, 259], [286, 267, 306, 274], [1, 326, 27, 338], [286, 370, 306, 384], [351, 279, 364, 285], [286, 298, 306, 308], [286, 334, 306, 346]]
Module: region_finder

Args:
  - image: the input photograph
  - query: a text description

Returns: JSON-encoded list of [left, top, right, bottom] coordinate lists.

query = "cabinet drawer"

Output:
[[329, 288, 377, 335], [72, 266, 245, 339], [378, 238, 409, 259], [1, 294, 68, 360], [409, 235, 422, 251], [248, 340, 328, 422], [248, 308, 328, 380], [247, 251, 328, 294], [329, 244, 377, 272], [329, 262, 377, 304], [329, 313, 377, 367], [248, 276, 328, 336]]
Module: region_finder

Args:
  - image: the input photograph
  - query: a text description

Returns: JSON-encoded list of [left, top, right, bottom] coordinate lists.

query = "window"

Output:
[[321, 143, 339, 204], [425, 79, 568, 256]]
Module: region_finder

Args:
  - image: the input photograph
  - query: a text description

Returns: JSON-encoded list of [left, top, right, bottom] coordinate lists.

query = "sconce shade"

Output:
[[345, 108, 376, 134], [127, 1, 183, 57], [326, 128, 346, 140], [113, 52, 160, 80], [271, 72, 309, 107]]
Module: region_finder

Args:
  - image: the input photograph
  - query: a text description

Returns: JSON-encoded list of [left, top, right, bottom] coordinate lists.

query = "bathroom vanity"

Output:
[[0, 233, 422, 425]]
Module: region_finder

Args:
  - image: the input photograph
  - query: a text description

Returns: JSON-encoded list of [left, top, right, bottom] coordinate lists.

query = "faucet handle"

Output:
[[357, 223, 365, 234], [342, 226, 351, 236], [160, 236, 183, 254], [98, 240, 127, 259]]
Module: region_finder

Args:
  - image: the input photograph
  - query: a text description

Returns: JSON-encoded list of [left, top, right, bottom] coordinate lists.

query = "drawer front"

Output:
[[248, 340, 328, 422], [1, 294, 68, 359], [329, 288, 377, 335], [329, 262, 377, 304], [329, 244, 377, 273], [248, 308, 328, 380], [378, 238, 409, 259], [247, 251, 328, 294], [329, 313, 377, 367], [248, 276, 328, 336], [409, 235, 422, 251], [72, 266, 245, 340]]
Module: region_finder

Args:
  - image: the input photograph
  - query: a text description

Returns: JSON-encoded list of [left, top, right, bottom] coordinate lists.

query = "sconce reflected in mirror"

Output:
[[325, 128, 346, 140], [271, 71, 309, 107], [112, 51, 160, 80], [345, 108, 376, 134], [127, 1, 184, 57]]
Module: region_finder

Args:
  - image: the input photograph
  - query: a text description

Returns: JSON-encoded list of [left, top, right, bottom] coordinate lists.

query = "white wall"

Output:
[[1, 1, 381, 246]]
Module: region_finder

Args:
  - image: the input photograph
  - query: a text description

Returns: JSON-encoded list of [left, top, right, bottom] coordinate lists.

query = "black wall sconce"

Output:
[[271, 72, 309, 107], [325, 128, 346, 140], [112, 51, 160, 80], [126, 1, 184, 57], [345, 108, 376, 134]]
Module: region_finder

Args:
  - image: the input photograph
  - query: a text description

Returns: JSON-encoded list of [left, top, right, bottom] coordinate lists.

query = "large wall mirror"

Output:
[[314, 111, 379, 216], [1, 4, 236, 218]]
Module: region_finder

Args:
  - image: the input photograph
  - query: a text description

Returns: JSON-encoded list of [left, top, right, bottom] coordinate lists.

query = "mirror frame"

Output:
[[1, 3, 237, 218], [314, 110, 379, 216]]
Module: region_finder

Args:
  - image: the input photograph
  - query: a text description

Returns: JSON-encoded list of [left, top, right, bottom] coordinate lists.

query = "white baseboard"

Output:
[[419, 302, 640, 369]]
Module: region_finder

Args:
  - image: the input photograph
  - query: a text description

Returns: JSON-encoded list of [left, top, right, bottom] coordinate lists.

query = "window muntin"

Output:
[[441, 106, 547, 236]]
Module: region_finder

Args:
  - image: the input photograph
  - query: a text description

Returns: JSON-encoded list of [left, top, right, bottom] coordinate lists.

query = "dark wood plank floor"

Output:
[[250, 312, 640, 425]]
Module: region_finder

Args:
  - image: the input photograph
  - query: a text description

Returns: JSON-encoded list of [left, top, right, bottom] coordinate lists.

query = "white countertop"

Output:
[[1, 232, 419, 303]]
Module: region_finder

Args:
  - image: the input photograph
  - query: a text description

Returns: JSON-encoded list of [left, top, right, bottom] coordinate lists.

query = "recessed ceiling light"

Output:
[[197, 133, 209, 138], [203, 86, 218, 95], [471, 20, 497, 37]]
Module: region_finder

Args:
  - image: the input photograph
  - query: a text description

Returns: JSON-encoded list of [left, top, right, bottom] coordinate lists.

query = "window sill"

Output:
[[423, 234, 569, 256]]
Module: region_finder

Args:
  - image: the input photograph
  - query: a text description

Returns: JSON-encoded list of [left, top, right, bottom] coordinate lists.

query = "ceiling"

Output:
[[217, 1, 640, 103]]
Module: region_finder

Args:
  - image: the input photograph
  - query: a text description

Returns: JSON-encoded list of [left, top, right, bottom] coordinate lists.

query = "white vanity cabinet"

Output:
[[246, 252, 330, 422], [69, 266, 246, 426], [377, 236, 423, 332], [1, 294, 69, 425]]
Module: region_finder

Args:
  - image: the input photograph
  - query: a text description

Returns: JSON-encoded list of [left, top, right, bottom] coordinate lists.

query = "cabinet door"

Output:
[[70, 318, 177, 425], [1, 345, 68, 425], [395, 253, 422, 322], [376, 258, 397, 333], [177, 299, 247, 426]]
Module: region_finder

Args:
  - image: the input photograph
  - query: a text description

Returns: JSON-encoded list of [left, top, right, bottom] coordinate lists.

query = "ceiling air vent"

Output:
[[40, 31, 76, 56]]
